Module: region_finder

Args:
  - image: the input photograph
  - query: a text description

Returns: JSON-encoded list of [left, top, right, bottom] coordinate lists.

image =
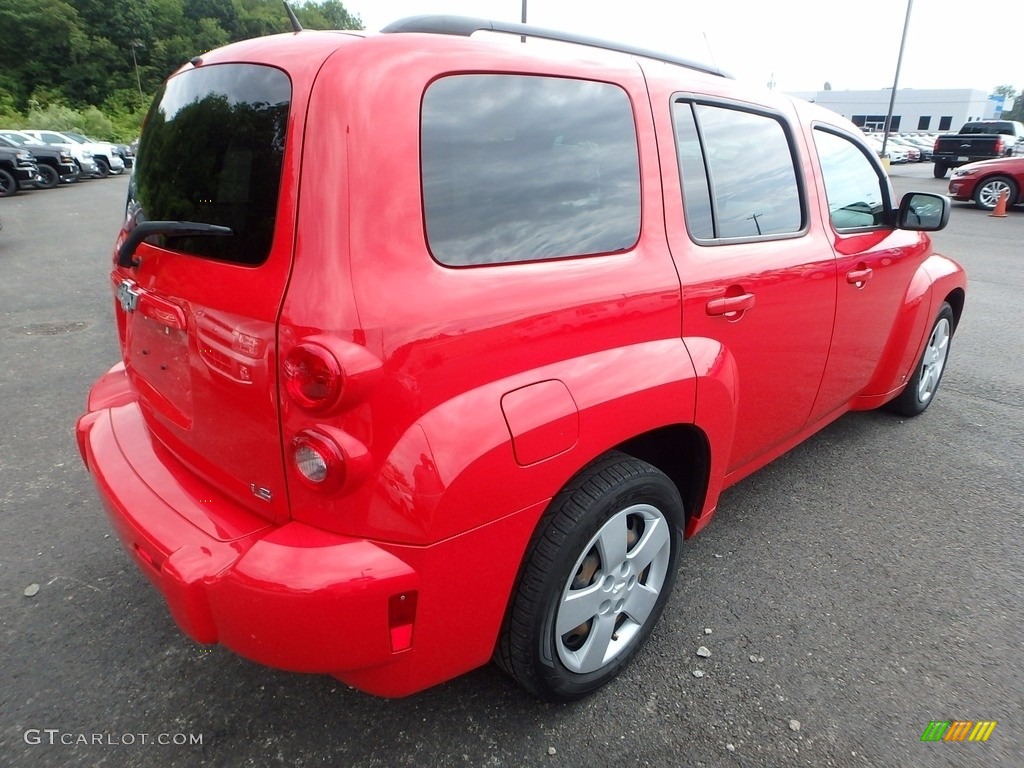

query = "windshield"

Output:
[[65, 132, 90, 143], [0, 132, 40, 146], [129, 63, 291, 266]]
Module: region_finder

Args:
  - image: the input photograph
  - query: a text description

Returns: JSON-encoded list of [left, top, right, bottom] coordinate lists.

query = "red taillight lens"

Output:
[[284, 344, 342, 410], [291, 431, 345, 490]]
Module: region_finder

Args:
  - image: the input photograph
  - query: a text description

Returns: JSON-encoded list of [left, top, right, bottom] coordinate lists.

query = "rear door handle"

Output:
[[846, 267, 873, 285], [706, 293, 755, 316]]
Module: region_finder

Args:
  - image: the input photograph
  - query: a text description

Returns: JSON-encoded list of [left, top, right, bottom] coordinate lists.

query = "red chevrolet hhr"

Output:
[[76, 15, 966, 701]]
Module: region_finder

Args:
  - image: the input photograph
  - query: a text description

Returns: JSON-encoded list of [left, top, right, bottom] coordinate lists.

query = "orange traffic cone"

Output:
[[989, 189, 1009, 218]]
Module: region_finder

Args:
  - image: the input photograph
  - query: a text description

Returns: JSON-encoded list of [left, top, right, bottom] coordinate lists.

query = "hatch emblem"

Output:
[[117, 280, 140, 313], [250, 484, 273, 502]]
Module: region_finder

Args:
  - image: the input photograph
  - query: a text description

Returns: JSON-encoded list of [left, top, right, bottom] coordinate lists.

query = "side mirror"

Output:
[[897, 192, 950, 231]]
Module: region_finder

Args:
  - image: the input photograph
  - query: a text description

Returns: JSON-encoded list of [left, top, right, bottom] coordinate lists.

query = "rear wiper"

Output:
[[117, 221, 233, 268]]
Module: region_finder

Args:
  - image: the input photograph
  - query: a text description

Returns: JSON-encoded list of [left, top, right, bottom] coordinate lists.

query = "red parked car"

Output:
[[948, 156, 1024, 211], [76, 15, 966, 701]]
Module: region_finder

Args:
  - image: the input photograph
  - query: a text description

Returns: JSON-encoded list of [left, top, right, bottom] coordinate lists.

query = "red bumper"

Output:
[[76, 376, 419, 676]]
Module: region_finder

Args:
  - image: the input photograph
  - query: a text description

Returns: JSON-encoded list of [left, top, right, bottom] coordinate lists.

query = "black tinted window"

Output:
[[421, 75, 641, 266], [130, 64, 290, 265], [813, 129, 890, 230], [673, 101, 803, 241]]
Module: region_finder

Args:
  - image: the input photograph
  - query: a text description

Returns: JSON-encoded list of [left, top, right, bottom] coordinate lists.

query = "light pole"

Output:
[[881, 0, 913, 161], [130, 40, 144, 103], [520, 0, 527, 42]]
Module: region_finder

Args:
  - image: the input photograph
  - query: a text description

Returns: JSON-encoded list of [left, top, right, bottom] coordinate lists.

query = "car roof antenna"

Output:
[[283, 2, 303, 33]]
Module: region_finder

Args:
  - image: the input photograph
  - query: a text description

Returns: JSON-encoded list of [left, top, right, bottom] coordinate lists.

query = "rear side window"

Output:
[[130, 64, 291, 266], [673, 101, 803, 241], [421, 75, 641, 266]]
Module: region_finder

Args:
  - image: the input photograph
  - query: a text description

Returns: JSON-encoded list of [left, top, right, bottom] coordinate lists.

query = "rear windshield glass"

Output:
[[959, 122, 1011, 135], [130, 63, 291, 266]]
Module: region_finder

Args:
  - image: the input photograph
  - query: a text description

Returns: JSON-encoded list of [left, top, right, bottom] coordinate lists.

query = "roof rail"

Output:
[[380, 15, 732, 79]]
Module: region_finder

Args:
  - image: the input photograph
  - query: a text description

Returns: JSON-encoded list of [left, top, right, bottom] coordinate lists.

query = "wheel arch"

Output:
[[945, 286, 966, 331], [616, 424, 710, 535], [853, 254, 967, 409]]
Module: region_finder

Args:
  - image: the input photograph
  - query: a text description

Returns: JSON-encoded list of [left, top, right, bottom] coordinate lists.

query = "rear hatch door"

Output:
[[114, 62, 296, 525]]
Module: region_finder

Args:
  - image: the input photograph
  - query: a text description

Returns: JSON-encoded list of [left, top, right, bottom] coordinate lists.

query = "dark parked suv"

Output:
[[0, 134, 77, 188], [0, 145, 40, 196], [77, 15, 967, 701]]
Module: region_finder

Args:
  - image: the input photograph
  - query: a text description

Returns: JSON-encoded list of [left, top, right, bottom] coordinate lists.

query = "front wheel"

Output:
[[35, 164, 59, 189], [973, 175, 1017, 211], [0, 168, 16, 197], [496, 452, 684, 701], [887, 302, 955, 417], [94, 156, 110, 178]]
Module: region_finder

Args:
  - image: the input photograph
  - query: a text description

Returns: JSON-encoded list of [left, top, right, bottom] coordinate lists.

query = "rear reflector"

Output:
[[388, 592, 418, 652]]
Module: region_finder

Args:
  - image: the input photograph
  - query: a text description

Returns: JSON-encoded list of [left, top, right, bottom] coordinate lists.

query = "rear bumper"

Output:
[[76, 366, 420, 677]]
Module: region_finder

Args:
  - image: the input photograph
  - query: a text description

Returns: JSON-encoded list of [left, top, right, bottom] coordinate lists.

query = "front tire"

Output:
[[94, 156, 110, 178], [973, 175, 1017, 211], [0, 168, 16, 197], [35, 164, 59, 189], [887, 302, 955, 417], [496, 452, 684, 701]]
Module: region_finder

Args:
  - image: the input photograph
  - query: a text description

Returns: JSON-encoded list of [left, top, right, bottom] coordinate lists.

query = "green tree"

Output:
[[993, 85, 1023, 122], [0, 0, 361, 138]]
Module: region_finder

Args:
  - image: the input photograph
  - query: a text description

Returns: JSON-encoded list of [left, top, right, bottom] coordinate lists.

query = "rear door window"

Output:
[[421, 74, 641, 266], [673, 101, 804, 242], [129, 63, 291, 266]]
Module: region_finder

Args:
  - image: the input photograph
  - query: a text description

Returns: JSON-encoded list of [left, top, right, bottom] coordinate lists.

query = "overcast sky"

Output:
[[341, 0, 1023, 95]]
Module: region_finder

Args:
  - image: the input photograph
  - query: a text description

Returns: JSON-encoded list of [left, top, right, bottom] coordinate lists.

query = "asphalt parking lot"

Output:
[[1, 165, 1021, 768]]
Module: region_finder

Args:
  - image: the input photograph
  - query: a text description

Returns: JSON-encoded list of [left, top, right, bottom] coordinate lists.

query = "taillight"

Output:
[[283, 343, 342, 410], [291, 431, 345, 490], [288, 426, 371, 495], [994, 137, 1004, 154], [283, 338, 380, 495]]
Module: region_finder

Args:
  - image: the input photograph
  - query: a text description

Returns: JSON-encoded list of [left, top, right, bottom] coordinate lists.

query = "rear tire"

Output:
[[94, 156, 110, 178], [932, 162, 948, 179], [496, 451, 684, 701], [973, 175, 1017, 211], [887, 302, 955, 417]]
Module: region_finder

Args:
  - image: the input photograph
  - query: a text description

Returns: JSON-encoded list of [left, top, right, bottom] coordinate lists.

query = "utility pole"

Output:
[[130, 40, 144, 104], [520, 0, 527, 42]]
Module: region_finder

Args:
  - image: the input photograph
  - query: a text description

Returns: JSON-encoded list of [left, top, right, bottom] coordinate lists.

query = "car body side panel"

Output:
[[284, 38, 692, 545]]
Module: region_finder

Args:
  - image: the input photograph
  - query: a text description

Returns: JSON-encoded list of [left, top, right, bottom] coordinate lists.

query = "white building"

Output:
[[790, 88, 1012, 133]]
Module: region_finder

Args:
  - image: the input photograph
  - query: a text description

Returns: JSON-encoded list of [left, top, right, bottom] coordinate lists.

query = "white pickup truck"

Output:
[[24, 129, 125, 177]]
